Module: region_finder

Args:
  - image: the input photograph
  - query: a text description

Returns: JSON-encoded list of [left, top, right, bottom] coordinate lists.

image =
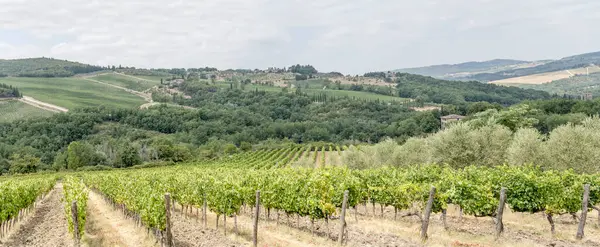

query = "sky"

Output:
[[1, 0, 600, 74]]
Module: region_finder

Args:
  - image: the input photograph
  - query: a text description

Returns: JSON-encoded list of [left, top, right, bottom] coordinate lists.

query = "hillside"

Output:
[[490, 65, 600, 85], [395, 59, 530, 78], [514, 72, 600, 97], [392, 73, 550, 105], [0, 57, 105, 77], [469, 51, 600, 81], [0, 77, 146, 109]]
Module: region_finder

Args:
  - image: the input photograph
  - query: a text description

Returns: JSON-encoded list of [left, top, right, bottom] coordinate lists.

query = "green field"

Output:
[[133, 75, 170, 83], [0, 100, 54, 123], [90, 73, 160, 91], [0, 77, 146, 109]]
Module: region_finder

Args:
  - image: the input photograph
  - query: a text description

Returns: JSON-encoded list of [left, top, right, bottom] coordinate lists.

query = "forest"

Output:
[[0, 57, 105, 77]]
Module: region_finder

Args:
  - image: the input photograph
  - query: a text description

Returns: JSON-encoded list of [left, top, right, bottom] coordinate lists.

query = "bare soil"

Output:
[[84, 190, 158, 247], [0, 184, 72, 247], [170, 205, 244, 247]]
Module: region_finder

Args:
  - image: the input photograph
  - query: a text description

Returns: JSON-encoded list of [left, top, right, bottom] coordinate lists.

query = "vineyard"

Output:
[[4, 155, 600, 246]]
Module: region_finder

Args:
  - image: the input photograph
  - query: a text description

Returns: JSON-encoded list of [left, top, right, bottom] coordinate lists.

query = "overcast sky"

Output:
[[1, 0, 599, 74]]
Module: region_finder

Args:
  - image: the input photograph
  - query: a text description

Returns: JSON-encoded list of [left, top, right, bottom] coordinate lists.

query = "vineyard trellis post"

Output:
[[164, 193, 174, 247], [576, 184, 590, 240], [421, 186, 436, 242], [338, 190, 349, 245], [495, 187, 507, 239], [71, 201, 80, 247], [253, 190, 261, 247]]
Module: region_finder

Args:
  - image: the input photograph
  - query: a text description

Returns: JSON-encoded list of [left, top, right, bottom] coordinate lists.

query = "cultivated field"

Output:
[[491, 66, 600, 85], [0, 77, 146, 109], [89, 73, 161, 92], [3, 151, 600, 247], [0, 99, 54, 123]]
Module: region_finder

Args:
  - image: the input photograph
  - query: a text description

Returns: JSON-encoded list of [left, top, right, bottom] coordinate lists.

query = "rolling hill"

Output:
[[0, 57, 105, 77], [394, 59, 531, 78], [468, 51, 600, 82]]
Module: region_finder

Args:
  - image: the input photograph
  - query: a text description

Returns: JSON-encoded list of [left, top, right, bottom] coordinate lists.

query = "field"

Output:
[[0, 77, 146, 109], [3, 145, 600, 247], [88, 73, 161, 92], [513, 72, 600, 96], [490, 66, 600, 85], [0, 99, 54, 123]]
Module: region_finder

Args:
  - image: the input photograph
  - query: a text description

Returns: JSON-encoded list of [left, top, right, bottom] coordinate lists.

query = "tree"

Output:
[[506, 128, 545, 165], [66, 141, 96, 169], [8, 154, 40, 174], [117, 144, 142, 167], [240, 141, 252, 152]]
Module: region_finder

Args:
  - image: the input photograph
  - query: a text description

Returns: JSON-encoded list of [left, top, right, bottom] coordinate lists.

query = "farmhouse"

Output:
[[440, 114, 466, 129]]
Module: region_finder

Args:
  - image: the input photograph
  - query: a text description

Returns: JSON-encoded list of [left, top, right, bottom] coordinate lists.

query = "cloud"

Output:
[[1, 0, 600, 73]]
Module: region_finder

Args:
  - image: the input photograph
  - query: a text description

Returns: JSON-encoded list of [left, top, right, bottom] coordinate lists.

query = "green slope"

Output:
[[395, 59, 529, 77], [0, 57, 104, 77], [0, 100, 54, 123], [0, 77, 146, 109]]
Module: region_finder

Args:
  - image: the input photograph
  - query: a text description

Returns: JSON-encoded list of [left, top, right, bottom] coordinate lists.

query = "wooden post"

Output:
[[421, 186, 436, 242], [71, 201, 80, 247], [338, 190, 349, 245], [234, 214, 238, 235], [546, 213, 555, 235], [576, 184, 590, 240], [496, 187, 507, 239], [441, 209, 448, 230], [253, 190, 261, 247], [164, 193, 174, 247], [203, 194, 207, 228]]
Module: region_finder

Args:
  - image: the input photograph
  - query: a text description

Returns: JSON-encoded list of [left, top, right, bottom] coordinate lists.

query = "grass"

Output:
[[0, 100, 54, 123], [132, 75, 170, 83], [90, 73, 160, 92], [0, 77, 146, 109]]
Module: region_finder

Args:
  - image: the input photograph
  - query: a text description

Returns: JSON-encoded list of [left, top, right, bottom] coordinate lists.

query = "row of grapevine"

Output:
[[62, 176, 89, 241], [0, 176, 56, 239], [0, 176, 56, 223], [81, 164, 600, 237]]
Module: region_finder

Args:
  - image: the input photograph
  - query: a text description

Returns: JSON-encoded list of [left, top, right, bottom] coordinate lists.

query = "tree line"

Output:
[[0, 83, 21, 98]]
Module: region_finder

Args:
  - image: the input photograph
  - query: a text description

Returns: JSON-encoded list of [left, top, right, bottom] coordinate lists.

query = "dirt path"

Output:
[[82, 77, 152, 102], [84, 191, 158, 247], [0, 184, 72, 247], [19, 95, 68, 113]]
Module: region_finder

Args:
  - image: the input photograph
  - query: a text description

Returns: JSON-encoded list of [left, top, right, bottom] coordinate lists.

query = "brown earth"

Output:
[[84, 190, 158, 247]]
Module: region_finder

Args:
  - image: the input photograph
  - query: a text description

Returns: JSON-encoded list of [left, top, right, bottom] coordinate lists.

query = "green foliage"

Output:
[[66, 141, 98, 169], [0, 175, 56, 223], [0, 83, 21, 98], [506, 128, 545, 165], [8, 153, 41, 174], [394, 73, 550, 105], [62, 176, 88, 239], [469, 104, 539, 131], [0, 57, 105, 77]]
